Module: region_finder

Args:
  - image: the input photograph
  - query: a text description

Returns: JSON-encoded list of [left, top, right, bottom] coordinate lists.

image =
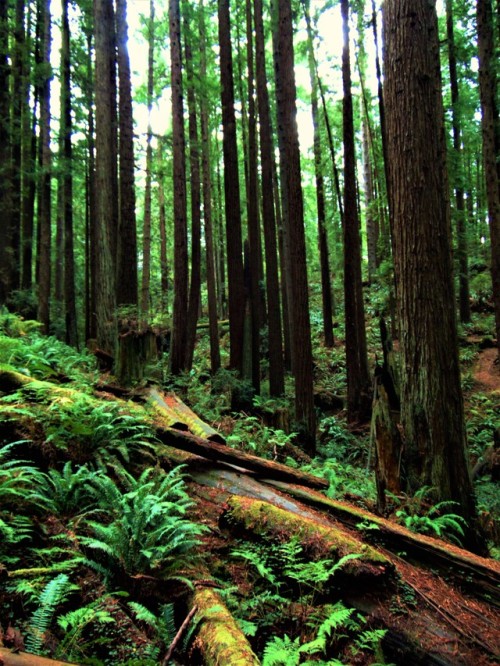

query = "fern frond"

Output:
[[262, 634, 301, 666], [26, 574, 75, 655]]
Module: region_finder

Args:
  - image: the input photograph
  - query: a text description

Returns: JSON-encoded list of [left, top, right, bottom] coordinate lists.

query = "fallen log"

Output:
[[0, 649, 78, 666], [155, 425, 329, 490], [264, 480, 500, 608], [192, 587, 260, 666], [221, 495, 391, 579], [149, 389, 225, 443], [146, 389, 189, 431]]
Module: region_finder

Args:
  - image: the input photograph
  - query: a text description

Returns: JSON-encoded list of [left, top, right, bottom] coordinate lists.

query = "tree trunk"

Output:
[[383, 0, 486, 554], [199, 1, 221, 374], [169, 0, 189, 374], [341, 0, 370, 423], [273, 0, 316, 452], [0, 0, 13, 306], [446, 0, 471, 324], [60, 0, 78, 347], [477, 0, 500, 358], [218, 0, 245, 375], [116, 0, 138, 310], [37, 0, 52, 335], [254, 0, 284, 396], [94, 0, 117, 356]]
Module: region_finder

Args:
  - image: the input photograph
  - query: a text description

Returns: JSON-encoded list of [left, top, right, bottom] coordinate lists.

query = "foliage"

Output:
[[78, 466, 207, 579], [390, 486, 467, 546]]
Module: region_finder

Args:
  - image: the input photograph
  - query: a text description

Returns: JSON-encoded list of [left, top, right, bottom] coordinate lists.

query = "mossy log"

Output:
[[155, 426, 329, 490], [0, 649, 79, 666], [0, 368, 98, 404], [222, 495, 391, 578], [192, 588, 260, 666], [149, 388, 225, 443], [265, 480, 500, 608], [146, 389, 189, 431]]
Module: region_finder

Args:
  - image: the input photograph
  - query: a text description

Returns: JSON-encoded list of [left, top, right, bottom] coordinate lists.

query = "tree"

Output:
[[169, 0, 189, 374], [341, 0, 370, 422], [476, 0, 500, 358], [218, 0, 245, 377], [274, 0, 315, 452], [0, 0, 13, 306], [94, 0, 118, 355], [116, 0, 138, 309], [383, 0, 485, 553]]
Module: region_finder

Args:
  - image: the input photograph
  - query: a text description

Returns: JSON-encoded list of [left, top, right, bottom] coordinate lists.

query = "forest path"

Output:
[[473, 347, 500, 393]]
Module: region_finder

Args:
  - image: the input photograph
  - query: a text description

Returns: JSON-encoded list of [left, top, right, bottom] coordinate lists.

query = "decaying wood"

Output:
[[221, 495, 392, 578], [147, 389, 189, 431], [161, 604, 198, 665], [155, 425, 329, 489], [150, 388, 225, 443], [0, 649, 79, 666], [265, 480, 500, 608], [191, 587, 260, 666]]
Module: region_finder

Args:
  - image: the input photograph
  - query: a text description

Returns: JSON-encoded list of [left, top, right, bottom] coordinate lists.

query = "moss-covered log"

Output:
[[149, 389, 225, 442], [0, 649, 79, 666], [155, 426, 329, 490], [192, 588, 260, 666], [265, 480, 500, 607], [222, 495, 391, 578]]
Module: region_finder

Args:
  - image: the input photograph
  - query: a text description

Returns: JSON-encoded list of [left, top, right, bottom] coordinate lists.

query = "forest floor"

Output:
[[473, 346, 500, 392]]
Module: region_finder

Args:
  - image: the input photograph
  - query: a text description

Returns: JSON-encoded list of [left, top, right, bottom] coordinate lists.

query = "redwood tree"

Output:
[[383, 0, 485, 553]]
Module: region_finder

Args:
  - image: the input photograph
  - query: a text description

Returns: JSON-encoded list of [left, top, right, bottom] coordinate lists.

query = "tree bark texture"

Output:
[[116, 0, 138, 309], [477, 0, 500, 357], [169, 0, 189, 374], [218, 0, 245, 375], [254, 0, 284, 396], [274, 0, 316, 452], [341, 0, 370, 423], [0, 0, 13, 305], [94, 0, 117, 355], [383, 0, 484, 553]]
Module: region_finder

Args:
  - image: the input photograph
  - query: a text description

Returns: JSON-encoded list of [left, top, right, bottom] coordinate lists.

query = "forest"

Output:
[[0, 0, 499, 664]]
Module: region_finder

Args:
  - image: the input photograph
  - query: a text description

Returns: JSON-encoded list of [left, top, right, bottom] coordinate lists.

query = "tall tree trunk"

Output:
[[169, 0, 189, 374], [218, 0, 245, 376], [246, 0, 261, 393], [383, 0, 485, 554], [116, 0, 138, 309], [362, 107, 378, 282], [37, 0, 52, 335], [184, 13, 202, 372], [85, 28, 97, 342], [60, 0, 78, 347], [274, 0, 316, 452], [477, 0, 500, 358], [140, 0, 154, 318], [304, 0, 334, 348], [158, 147, 169, 314], [0, 0, 12, 306], [94, 0, 117, 355], [446, 0, 470, 324], [254, 0, 284, 396], [199, 0, 220, 374], [341, 0, 370, 422]]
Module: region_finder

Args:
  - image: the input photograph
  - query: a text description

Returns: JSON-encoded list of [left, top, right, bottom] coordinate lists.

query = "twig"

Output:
[[161, 605, 198, 665]]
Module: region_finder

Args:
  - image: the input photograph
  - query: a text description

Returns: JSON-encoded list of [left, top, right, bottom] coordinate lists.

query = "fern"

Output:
[[262, 634, 301, 666], [26, 574, 75, 655], [300, 603, 354, 656]]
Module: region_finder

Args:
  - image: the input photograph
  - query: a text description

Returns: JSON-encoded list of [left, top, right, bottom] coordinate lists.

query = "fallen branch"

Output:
[[161, 604, 198, 665], [0, 649, 79, 666]]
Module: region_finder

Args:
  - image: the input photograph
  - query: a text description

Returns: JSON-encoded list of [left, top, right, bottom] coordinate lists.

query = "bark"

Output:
[[37, 0, 52, 335], [60, 0, 78, 348], [383, 0, 485, 554], [169, 0, 189, 374], [446, 0, 470, 324], [21, 16, 35, 295], [477, 0, 500, 357], [254, 0, 285, 395], [199, 2, 221, 374], [304, 1, 334, 348], [218, 0, 245, 375], [246, 0, 261, 394], [192, 588, 260, 666], [341, 0, 370, 423], [155, 426, 329, 489], [274, 0, 316, 452], [184, 17, 202, 371], [116, 0, 138, 309], [362, 109, 378, 282], [0, 0, 13, 306], [0, 649, 79, 666], [94, 0, 117, 356], [140, 0, 154, 318]]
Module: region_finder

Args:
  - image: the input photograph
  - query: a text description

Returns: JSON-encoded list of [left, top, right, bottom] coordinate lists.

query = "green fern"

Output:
[[26, 574, 76, 655], [262, 634, 301, 666], [300, 603, 354, 656]]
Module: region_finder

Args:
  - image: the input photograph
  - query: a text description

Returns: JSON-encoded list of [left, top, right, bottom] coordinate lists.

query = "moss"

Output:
[[193, 588, 260, 665], [225, 495, 389, 568]]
